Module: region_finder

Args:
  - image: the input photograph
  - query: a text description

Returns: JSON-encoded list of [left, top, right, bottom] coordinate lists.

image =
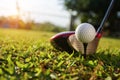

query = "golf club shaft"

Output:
[[96, 0, 115, 35]]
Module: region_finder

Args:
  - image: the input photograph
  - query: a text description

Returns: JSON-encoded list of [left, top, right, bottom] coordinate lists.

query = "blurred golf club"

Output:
[[50, 0, 115, 57]]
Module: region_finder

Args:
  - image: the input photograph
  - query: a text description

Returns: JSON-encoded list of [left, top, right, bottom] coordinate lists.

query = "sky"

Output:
[[0, 0, 70, 27]]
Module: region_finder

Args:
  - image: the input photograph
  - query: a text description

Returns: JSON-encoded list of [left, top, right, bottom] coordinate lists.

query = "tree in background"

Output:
[[63, 0, 120, 35], [32, 22, 65, 32]]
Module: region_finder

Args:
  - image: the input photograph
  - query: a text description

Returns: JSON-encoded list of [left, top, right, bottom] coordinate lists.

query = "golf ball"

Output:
[[75, 23, 96, 43]]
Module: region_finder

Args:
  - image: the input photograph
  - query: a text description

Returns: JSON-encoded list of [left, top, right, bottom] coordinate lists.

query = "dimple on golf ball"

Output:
[[75, 23, 96, 43]]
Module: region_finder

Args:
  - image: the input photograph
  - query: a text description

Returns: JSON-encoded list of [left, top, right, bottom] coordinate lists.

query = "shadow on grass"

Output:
[[73, 49, 120, 68], [73, 50, 120, 79], [88, 52, 120, 68]]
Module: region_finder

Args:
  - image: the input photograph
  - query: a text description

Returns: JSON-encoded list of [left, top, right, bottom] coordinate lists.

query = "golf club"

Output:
[[50, 31, 75, 53], [84, 0, 115, 58], [69, 0, 115, 58], [96, 0, 115, 38], [50, 0, 115, 57]]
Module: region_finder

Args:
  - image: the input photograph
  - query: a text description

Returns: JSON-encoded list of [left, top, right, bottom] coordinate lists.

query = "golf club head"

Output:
[[50, 31, 76, 53], [68, 34, 100, 55]]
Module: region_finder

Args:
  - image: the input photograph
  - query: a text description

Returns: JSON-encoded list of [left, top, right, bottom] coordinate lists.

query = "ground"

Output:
[[0, 28, 120, 80]]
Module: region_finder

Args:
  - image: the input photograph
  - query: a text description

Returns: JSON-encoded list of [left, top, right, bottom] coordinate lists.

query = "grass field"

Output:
[[0, 28, 120, 80]]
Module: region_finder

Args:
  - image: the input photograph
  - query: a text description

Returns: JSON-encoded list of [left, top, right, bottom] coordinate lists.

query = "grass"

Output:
[[99, 37, 120, 49], [0, 28, 120, 80]]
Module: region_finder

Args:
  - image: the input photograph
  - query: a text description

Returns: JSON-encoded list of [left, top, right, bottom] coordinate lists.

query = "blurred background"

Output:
[[0, 0, 120, 37]]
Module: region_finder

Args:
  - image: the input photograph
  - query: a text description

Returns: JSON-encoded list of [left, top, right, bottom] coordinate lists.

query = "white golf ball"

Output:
[[75, 23, 96, 43]]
